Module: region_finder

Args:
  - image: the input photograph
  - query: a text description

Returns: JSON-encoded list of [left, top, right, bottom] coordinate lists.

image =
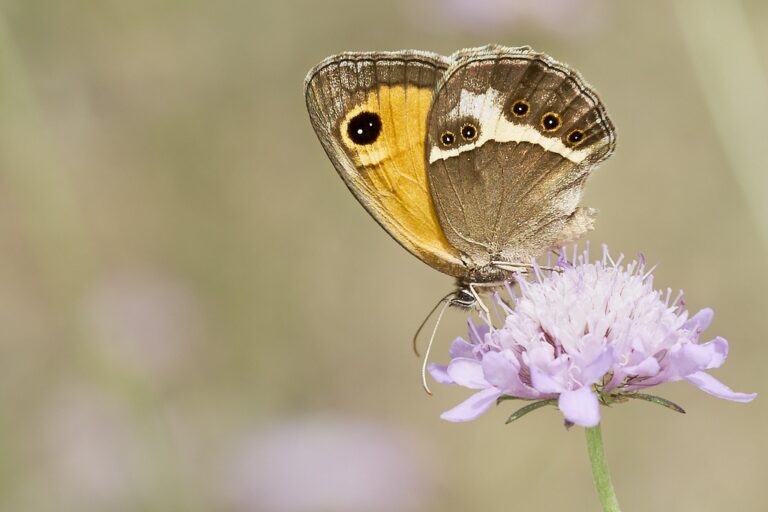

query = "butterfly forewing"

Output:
[[305, 52, 465, 276]]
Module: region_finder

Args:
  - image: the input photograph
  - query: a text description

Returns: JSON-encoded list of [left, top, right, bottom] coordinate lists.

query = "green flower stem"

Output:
[[585, 424, 622, 512]]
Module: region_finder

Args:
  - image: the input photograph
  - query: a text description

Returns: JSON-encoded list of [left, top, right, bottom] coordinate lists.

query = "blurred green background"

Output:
[[0, 0, 766, 510]]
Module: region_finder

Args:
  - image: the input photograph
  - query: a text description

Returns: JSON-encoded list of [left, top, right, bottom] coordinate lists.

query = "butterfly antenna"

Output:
[[421, 298, 452, 396], [412, 291, 455, 357]]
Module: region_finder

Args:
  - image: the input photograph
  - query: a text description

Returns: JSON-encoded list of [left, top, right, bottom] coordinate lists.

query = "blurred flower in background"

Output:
[[83, 269, 205, 383], [410, 0, 605, 36], [216, 417, 436, 512], [39, 386, 148, 509]]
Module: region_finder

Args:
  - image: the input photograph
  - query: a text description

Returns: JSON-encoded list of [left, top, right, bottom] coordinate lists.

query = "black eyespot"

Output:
[[347, 111, 382, 145], [541, 112, 561, 131], [567, 129, 585, 146], [511, 100, 529, 117], [440, 131, 455, 146], [460, 124, 477, 141]]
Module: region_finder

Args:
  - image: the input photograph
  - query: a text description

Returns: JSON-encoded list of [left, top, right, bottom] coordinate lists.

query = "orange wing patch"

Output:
[[338, 85, 464, 276]]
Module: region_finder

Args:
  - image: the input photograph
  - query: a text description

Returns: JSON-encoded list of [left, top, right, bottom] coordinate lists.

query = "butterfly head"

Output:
[[450, 288, 477, 309]]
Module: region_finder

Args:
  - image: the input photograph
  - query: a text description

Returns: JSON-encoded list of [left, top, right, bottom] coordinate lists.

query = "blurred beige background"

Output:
[[0, 0, 766, 510]]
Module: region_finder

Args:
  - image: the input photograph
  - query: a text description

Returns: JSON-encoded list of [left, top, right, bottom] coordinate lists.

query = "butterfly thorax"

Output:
[[451, 270, 516, 311], [458, 263, 511, 286]]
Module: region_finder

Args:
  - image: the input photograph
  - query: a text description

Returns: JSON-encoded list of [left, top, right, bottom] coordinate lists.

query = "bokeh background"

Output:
[[1, 0, 766, 510]]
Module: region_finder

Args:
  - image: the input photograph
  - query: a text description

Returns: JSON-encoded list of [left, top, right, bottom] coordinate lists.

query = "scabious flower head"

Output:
[[429, 246, 756, 427]]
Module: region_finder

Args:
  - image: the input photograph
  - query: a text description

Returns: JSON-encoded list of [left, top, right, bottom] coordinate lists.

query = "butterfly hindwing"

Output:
[[425, 45, 616, 268], [305, 51, 465, 276]]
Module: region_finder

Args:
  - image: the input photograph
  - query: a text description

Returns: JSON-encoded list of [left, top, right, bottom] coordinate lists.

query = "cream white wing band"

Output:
[[428, 88, 596, 165]]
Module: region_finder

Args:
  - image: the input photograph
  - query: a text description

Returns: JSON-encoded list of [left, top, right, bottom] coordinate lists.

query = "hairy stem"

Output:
[[585, 424, 621, 512]]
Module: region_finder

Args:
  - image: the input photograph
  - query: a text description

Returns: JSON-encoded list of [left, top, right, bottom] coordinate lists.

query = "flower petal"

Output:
[[467, 320, 490, 345], [685, 371, 757, 403], [701, 337, 728, 369], [624, 356, 660, 377], [530, 366, 566, 394], [440, 388, 502, 422], [683, 308, 714, 334], [427, 363, 453, 384], [580, 348, 614, 385], [446, 358, 490, 389], [670, 337, 729, 378], [481, 351, 518, 387], [558, 386, 601, 427], [481, 350, 539, 398], [449, 338, 476, 359]]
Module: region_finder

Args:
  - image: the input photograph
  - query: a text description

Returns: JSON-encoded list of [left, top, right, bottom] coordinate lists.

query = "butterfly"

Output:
[[305, 45, 615, 313]]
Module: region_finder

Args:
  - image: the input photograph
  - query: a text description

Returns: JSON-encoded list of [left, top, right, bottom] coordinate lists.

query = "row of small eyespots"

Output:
[[440, 124, 477, 146], [437, 100, 588, 148], [511, 100, 585, 146]]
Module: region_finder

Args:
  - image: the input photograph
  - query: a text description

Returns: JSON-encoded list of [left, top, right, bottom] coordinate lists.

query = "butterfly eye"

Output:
[[347, 111, 382, 145], [460, 124, 478, 141], [440, 131, 456, 146], [511, 100, 530, 117], [566, 129, 585, 146], [541, 112, 561, 132]]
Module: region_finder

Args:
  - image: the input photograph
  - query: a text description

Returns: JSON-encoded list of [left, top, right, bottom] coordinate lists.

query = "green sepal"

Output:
[[627, 393, 686, 414], [496, 395, 521, 405], [505, 399, 557, 424]]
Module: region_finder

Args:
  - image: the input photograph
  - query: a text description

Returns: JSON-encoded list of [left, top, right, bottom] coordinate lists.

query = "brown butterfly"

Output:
[[305, 46, 615, 383], [305, 44, 616, 387], [305, 44, 615, 306]]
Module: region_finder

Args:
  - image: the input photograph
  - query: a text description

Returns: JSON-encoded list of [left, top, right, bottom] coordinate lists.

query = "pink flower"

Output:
[[429, 246, 756, 427], [84, 269, 205, 381], [41, 386, 147, 506], [410, 0, 605, 37], [216, 417, 434, 512]]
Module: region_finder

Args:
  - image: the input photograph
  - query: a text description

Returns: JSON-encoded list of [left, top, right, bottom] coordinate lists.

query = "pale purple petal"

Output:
[[448, 338, 475, 359], [701, 337, 729, 369], [669, 337, 729, 378], [530, 366, 565, 394], [623, 356, 660, 377], [481, 350, 538, 398], [685, 372, 757, 403], [467, 321, 490, 345], [603, 371, 625, 392], [427, 363, 453, 385], [558, 386, 601, 427], [440, 388, 502, 422], [525, 343, 556, 366], [683, 308, 714, 334], [580, 348, 614, 385], [446, 358, 490, 389], [481, 351, 518, 388]]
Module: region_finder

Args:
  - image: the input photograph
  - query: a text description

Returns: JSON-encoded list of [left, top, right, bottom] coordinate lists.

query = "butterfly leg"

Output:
[[468, 282, 491, 319], [491, 261, 563, 273]]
